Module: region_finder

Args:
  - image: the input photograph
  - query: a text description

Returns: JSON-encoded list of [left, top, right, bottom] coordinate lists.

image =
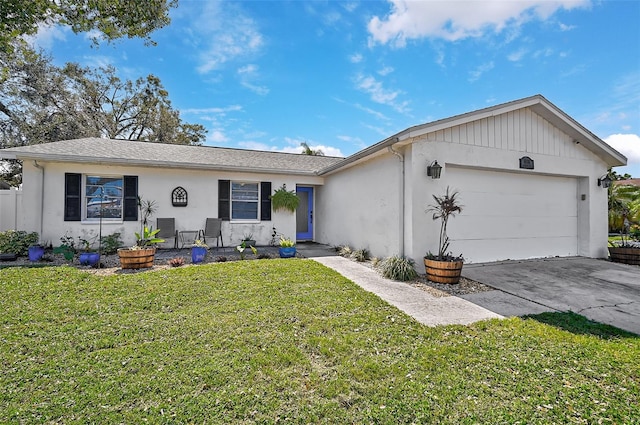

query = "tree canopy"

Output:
[[0, 0, 177, 55], [0, 44, 206, 185], [300, 142, 324, 156]]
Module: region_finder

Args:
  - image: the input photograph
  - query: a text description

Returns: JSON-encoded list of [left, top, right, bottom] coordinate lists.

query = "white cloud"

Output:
[[367, 0, 590, 47], [349, 53, 363, 63], [24, 23, 67, 50], [377, 66, 394, 76], [468, 61, 495, 82], [605, 134, 640, 163], [208, 130, 229, 143], [559, 22, 577, 31], [193, 3, 264, 74], [354, 73, 410, 113], [237, 64, 269, 95], [238, 139, 344, 157], [507, 48, 527, 62]]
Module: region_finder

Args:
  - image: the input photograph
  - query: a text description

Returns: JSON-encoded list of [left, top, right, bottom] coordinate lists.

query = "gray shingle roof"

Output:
[[0, 138, 344, 175]]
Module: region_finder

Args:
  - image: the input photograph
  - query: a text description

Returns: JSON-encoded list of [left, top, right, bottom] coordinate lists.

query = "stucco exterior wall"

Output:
[[315, 152, 402, 258], [24, 161, 323, 248]]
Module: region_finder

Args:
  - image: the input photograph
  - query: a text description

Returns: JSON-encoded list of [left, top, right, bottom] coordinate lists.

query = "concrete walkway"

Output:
[[312, 256, 502, 327]]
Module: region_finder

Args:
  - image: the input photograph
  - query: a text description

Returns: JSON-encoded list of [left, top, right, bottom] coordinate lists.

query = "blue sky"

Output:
[[32, 0, 640, 177]]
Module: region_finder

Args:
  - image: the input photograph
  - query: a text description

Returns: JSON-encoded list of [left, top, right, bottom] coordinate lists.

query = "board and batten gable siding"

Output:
[[424, 108, 595, 162]]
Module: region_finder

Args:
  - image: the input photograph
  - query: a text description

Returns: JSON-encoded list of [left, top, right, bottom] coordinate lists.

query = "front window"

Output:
[[85, 176, 123, 220], [231, 182, 259, 220]]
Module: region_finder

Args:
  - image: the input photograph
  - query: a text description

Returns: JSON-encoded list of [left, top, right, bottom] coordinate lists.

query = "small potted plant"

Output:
[[191, 239, 208, 264], [28, 243, 45, 262], [241, 232, 256, 247], [78, 237, 100, 266], [118, 226, 165, 269], [53, 232, 76, 261], [424, 187, 464, 284], [278, 236, 296, 258]]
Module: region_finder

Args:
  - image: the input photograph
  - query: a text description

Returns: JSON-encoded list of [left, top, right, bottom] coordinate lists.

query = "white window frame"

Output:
[[230, 181, 260, 222], [82, 175, 124, 222]]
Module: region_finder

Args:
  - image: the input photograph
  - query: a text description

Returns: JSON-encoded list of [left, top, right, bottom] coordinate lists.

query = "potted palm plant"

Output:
[[118, 227, 165, 269], [278, 236, 296, 258], [424, 187, 464, 284]]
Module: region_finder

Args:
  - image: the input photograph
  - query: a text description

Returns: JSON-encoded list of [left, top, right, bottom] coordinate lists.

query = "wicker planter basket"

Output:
[[608, 247, 640, 266], [118, 247, 156, 269], [424, 258, 464, 284]]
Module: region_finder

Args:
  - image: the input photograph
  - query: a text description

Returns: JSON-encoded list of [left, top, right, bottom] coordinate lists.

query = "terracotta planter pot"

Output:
[[118, 247, 156, 269], [608, 246, 640, 266], [424, 258, 464, 284]]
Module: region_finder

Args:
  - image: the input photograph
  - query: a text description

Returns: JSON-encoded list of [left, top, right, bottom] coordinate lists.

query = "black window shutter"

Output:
[[218, 180, 230, 221], [260, 181, 272, 221], [123, 176, 138, 221], [64, 173, 82, 221]]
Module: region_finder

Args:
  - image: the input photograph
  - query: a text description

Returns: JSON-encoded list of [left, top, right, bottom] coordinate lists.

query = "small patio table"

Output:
[[178, 230, 199, 248]]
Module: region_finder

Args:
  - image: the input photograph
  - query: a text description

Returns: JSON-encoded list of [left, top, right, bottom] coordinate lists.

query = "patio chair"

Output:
[[156, 218, 178, 249], [201, 218, 224, 249]]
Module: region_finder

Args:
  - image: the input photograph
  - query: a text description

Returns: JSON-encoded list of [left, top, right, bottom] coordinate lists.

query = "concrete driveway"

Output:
[[460, 257, 640, 335]]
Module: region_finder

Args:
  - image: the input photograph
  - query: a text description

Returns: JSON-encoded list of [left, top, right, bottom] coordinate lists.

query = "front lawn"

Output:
[[1, 260, 638, 423]]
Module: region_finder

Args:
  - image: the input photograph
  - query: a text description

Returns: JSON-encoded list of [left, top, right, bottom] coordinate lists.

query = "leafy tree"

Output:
[[0, 45, 206, 185], [610, 170, 633, 181], [63, 64, 206, 144], [300, 142, 324, 156], [608, 182, 640, 233], [0, 0, 177, 55]]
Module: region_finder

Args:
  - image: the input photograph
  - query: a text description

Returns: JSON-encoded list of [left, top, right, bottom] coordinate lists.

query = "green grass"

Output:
[[1, 260, 638, 423]]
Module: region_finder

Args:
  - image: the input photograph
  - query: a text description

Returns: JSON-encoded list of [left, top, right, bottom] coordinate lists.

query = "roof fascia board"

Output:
[[2, 152, 319, 176]]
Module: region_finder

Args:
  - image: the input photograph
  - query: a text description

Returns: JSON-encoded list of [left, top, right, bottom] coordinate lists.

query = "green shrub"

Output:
[[376, 255, 418, 281], [338, 245, 352, 257], [100, 232, 123, 254], [351, 248, 369, 262], [0, 230, 39, 256]]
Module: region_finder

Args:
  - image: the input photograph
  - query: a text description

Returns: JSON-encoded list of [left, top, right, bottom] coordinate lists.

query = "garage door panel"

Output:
[[461, 192, 577, 217], [452, 216, 578, 240], [447, 167, 578, 263], [455, 237, 579, 263]]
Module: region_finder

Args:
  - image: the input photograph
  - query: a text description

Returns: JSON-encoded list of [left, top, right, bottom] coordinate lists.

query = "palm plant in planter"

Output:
[[424, 187, 464, 284], [118, 227, 165, 269], [278, 236, 296, 258]]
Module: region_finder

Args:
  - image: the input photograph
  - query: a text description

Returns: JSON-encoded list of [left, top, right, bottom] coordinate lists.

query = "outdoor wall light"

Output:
[[426, 160, 442, 179], [597, 174, 612, 188]]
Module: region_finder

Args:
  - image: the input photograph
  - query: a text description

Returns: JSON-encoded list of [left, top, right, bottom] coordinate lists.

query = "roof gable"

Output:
[[320, 95, 626, 174]]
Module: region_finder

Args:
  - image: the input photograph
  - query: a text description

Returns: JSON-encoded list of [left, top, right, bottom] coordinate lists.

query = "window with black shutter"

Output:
[[123, 176, 138, 221], [260, 181, 271, 221], [64, 173, 82, 221], [218, 180, 230, 220]]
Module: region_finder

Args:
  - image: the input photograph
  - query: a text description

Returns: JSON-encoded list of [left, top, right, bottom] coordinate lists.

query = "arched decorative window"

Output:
[[172, 186, 188, 207]]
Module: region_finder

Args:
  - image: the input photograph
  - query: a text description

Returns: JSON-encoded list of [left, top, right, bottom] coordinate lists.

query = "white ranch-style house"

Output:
[[0, 95, 626, 271]]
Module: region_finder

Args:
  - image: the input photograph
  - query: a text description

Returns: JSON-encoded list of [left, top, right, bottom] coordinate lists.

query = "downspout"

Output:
[[32, 160, 45, 239], [388, 140, 405, 257]]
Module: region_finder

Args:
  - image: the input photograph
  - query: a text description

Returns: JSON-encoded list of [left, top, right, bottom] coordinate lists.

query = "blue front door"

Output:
[[296, 186, 313, 241]]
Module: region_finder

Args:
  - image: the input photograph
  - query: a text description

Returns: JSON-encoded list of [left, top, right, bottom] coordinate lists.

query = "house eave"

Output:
[[1, 152, 321, 176]]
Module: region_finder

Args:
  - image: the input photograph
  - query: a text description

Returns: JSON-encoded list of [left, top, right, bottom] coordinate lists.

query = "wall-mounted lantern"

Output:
[[426, 160, 442, 179], [597, 174, 612, 188]]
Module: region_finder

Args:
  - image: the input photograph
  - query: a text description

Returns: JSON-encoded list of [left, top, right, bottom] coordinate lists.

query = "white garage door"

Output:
[[446, 167, 578, 263]]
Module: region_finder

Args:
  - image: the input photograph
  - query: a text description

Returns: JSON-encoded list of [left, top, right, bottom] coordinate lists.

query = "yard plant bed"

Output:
[[1, 261, 638, 423]]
